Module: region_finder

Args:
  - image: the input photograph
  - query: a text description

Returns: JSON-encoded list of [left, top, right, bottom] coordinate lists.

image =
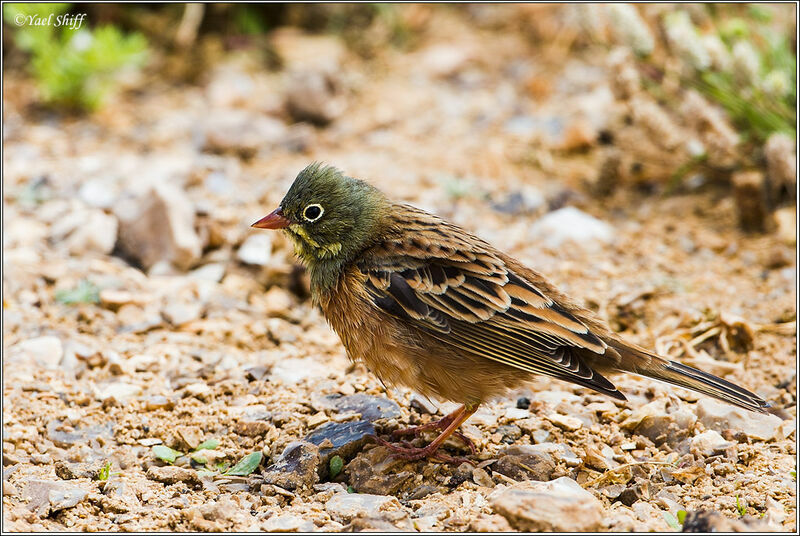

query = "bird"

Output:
[[252, 163, 770, 462]]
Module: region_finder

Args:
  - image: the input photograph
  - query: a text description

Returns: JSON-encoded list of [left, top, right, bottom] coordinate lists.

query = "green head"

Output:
[[252, 163, 387, 287]]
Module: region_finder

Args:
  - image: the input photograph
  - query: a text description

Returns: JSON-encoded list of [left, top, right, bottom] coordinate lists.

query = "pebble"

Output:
[[46, 420, 113, 448], [78, 178, 117, 209], [285, 70, 345, 125], [690, 430, 733, 457], [237, 233, 273, 266], [161, 302, 203, 326], [696, 398, 783, 441], [146, 466, 201, 488], [409, 393, 439, 415], [97, 382, 143, 402], [99, 289, 146, 309], [529, 207, 614, 248], [489, 477, 604, 531], [270, 357, 329, 384], [64, 209, 118, 255], [345, 446, 416, 496], [262, 441, 320, 491], [22, 480, 88, 517], [9, 336, 63, 370], [546, 413, 583, 431], [175, 425, 204, 450], [521, 442, 581, 467], [262, 514, 315, 532]]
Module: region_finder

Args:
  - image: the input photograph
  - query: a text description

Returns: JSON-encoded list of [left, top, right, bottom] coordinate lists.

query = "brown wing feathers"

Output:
[[360, 204, 626, 400]]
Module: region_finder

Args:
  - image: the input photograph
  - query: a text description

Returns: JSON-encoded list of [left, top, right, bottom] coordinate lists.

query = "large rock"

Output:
[[696, 398, 783, 441], [305, 420, 376, 477], [115, 183, 202, 271], [21, 480, 89, 518], [493, 445, 556, 481], [489, 477, 604, 531]]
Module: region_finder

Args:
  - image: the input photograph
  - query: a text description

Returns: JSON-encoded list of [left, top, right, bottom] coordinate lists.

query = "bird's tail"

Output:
[[612, 341, 770, 414]]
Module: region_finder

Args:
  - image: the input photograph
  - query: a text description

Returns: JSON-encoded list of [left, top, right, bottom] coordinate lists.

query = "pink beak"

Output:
[[251, 208, 291, 229]]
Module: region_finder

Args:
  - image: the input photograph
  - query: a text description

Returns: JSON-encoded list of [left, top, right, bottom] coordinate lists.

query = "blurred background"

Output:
[[2, 4, 797, 532]]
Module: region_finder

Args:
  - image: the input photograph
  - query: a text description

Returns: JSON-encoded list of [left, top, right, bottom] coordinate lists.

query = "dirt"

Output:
[[2, 5, 796, 532]]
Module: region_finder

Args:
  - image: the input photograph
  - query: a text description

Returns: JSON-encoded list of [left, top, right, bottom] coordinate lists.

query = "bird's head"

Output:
[[252, 163, 388, 268]]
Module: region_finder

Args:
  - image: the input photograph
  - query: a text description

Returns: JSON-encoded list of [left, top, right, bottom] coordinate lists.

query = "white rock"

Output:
[[78, 178, 117, 209], [189, 263, 226, 282], [511, 443, 581, 467], [325, 493, 404, 523], [530, 207, 614, 248], [546, 413, 583, 432], [696, 398, 783, 441], [97, 382, 142, 401], [270, 357, 329, 384], [162, 302, 203, 326], [237, 234, 273, 266], [489, 477, 604, 531], [690, 430, 733, 457], [10, 336, 63, 369], [262, 514, 315, 532], [503, 407, 532, 421], [420, 44, 472, 78]]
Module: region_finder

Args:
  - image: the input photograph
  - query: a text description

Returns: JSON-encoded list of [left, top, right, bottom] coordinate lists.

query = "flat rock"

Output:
[[270, 357, 329, 384], [46, 419, 113, 448], [202, 110, 288, 157], [518, 442, 581, 467], [489, 477, 604, 531], [162, 302, 203, 326], [322, 394, 402, 422], [325, 492, 405, 523], [146, 465, 201, 488], [261, 441, 320, 491], [696, 398, 783, 441], [690, 430, 733, 457], [262, 514, 315, 532], [22, 480, 89, 518]]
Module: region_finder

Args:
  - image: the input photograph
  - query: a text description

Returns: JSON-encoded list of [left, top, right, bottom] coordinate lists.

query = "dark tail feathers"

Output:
[[615, 343, 770, 414]]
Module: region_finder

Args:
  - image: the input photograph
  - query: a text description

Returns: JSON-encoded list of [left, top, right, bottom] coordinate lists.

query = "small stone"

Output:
[[183, 383, 212, 400], [138, 438, 163, 447], [97, 382, 142, 402], [189, 263, 226, 282], [78, 178, 117, 209], [9, 336, 63, 370], [503, 407, 531, 421], [46, 420, 113, 448], [489, 477, 604, 531], [773, 206, 796, 245], [285, 71, 345, 125], [472, 467, 495, 487], [690, 430, 733, 457], [262, 441, 320, 491], [409, 393, 439, 415], [175, 425, 204, 450], [261, 287, 293, 317], [144, 395, 172, 411], [493, 445, 556, 481], [420, 44, 472, 78], [64, 209, 118, 255], [516, 397, 531, 409], [696, 398, 783, 441], [325, 492, 405, 523], [146, 466, 201, 488], [262, 514, 315, 532], [530, 207, 614, 248], [162, 302, 203, 326], [99, 289, 146, 309], [202, 110, 289, 157], [682, 509, 780, 532], [237, 234, 273, 266], [521, 442, 581, 467], [546, 413, 582, 432], [270, 357, 329, 384], [560, 118, 596, 151], [327, 394, 402, 422]]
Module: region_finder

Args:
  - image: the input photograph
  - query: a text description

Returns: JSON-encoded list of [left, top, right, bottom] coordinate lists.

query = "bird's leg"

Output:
[[390, 406, 476, 454], [368, 403, 478, 463]]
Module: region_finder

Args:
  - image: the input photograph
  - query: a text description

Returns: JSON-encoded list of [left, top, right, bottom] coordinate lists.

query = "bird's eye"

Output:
[[303, 203, 324, 222]]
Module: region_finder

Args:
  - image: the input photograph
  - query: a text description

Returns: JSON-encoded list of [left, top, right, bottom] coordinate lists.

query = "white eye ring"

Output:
[[303, 203, 324, 222]]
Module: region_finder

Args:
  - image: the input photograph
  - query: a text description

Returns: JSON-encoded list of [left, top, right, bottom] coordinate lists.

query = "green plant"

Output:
[[152, 445, 183, 464], [225, 452, 262, 476], [3, 3, 148, 110], [97, 460, 120, 481], [735, 495, 747, 517], [329, 455, 344, 478], [55, 280, 100, 304]]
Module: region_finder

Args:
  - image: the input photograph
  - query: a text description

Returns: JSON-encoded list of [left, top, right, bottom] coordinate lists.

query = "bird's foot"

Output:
[[390, 416, 477, 455], [365, 434, 474, 465]]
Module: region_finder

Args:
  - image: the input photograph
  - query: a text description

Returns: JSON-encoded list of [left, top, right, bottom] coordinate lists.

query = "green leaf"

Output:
[[225, 452, 262, 476], [676, 510, 687, 524], [346, 485, 355, 494], [196, 469, 216, 478], [152, 445, 183, 464], [663, 512, 681, 530], [194, 439, 219, 451], [329, 455, 344, 478], [790, 470, 796, 479], [55, 280, 100, 304], [189, 451, 208, 465]]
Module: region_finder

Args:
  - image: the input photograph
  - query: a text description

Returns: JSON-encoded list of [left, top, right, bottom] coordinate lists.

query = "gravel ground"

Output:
[[2, 6, 796, 532]]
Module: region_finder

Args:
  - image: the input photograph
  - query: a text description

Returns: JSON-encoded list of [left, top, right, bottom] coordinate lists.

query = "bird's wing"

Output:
[[358, 205, 624, 399]]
